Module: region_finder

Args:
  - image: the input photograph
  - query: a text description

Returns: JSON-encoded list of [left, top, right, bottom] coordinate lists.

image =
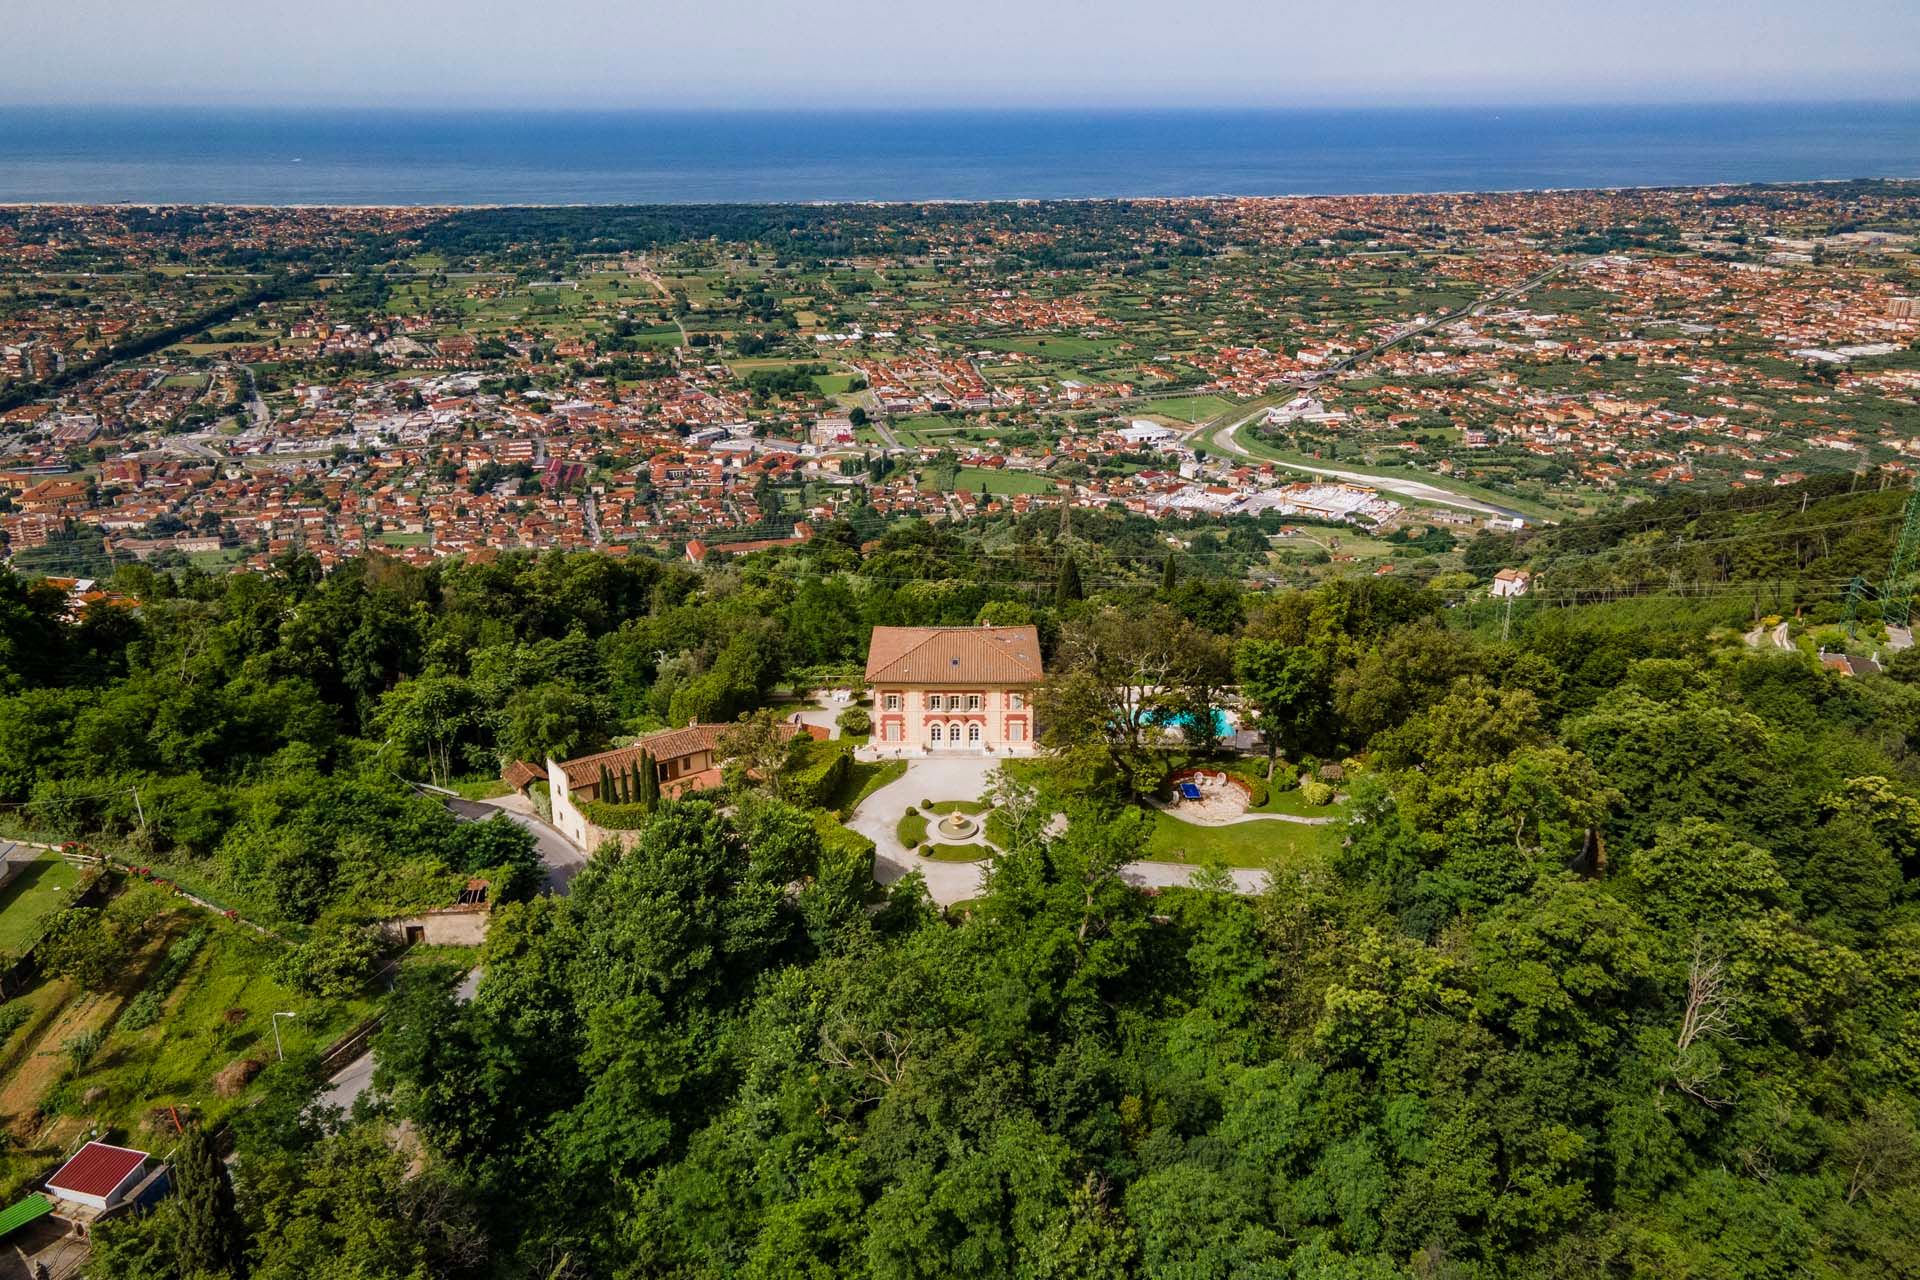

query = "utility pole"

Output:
[[1501, 590, 1513, 643], [129, 785, 147, 846]]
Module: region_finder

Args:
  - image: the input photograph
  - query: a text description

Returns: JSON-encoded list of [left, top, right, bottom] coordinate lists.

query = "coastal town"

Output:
[[3, 184, 1919, 583]]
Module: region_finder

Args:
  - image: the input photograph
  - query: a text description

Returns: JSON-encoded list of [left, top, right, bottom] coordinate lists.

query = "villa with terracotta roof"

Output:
[[544, 719, 820, 849], [866, 625, 1044, 753]]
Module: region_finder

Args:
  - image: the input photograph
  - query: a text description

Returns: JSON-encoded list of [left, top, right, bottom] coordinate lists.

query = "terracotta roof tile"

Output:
[[865, 625, 1044, 685], [555, 721, 802, 788]]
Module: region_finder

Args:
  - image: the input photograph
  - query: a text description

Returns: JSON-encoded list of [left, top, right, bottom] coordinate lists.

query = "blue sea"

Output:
[[0, 102, 1916, 205]]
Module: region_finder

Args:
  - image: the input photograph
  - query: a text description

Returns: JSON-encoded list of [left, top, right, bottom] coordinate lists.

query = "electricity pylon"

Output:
[[1881, 485, 1920, 630]]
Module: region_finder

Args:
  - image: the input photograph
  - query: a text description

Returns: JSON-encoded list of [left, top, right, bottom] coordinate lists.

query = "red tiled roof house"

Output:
[[866, 625, 1044, 753], [545, 720, 819, 850]]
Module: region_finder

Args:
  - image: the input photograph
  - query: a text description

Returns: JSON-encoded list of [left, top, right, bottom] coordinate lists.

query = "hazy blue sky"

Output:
[[12, 0, 1920, 108]]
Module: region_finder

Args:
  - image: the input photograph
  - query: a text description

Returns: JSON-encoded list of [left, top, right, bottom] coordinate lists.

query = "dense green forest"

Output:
[[2, 490, 1919, 1278]]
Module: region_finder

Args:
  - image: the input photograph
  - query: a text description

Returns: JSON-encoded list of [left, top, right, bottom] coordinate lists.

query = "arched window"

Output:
[[968, 723, 981, 743], [929, 724, 942, 742], [950, 722, 964, 743]]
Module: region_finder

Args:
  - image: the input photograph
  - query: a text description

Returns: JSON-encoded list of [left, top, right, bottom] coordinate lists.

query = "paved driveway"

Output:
[[786, 688, 857, 739], [846, 755, 1284, 906], [847, 755, 1002, 904]]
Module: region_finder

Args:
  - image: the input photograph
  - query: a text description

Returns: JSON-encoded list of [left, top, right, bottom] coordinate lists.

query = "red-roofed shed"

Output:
[[46, 1142, 148, 1211]]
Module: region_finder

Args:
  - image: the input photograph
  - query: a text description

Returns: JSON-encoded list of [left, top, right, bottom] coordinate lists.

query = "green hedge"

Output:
[[813, 811, 876, 881], [1212, 761, 1271, 808], [785, 740, 852, 809], [580, 799, 654, 830]]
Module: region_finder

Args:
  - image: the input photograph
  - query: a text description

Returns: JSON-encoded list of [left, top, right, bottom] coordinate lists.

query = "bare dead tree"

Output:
[[1667, 936, 1741, 1108], [1676, 938, 1738, 1053], [818, 1020, 912, 1103]]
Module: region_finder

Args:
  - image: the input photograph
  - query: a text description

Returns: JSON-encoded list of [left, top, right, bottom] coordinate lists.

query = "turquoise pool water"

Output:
[[1147, 707, 1232, 737]]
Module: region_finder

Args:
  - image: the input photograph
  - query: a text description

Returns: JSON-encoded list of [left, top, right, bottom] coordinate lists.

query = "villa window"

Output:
[[930, 724, 942, 742], [884, 693, 900, 711], [950, 722, 964, 742], [967, 694, 981, 711], [968, 724, 981, 743], [927, 694, 943, 711]]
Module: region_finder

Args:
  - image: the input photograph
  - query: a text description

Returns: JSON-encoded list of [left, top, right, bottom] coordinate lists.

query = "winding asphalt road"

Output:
[[446, 793, 589, 894]]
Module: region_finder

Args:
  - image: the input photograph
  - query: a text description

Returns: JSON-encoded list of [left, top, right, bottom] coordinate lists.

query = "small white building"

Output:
[[1492, 568, 1532, 598], [1119, 421, 1176, 448], [46, 1142, 150, 1213]]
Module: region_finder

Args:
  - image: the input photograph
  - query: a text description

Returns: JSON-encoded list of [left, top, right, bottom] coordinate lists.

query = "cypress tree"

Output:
[[175, 1125, 247, 1277], [629, 759, 644, 805], [598, 763, 614, 803], [640, 751, 660, 808], [1162, 553, 1178, 593], [1055, 554, 1083, 607]]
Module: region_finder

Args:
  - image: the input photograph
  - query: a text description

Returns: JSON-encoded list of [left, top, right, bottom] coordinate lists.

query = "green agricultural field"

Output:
[[68, 920, 377, 1135], [1139, 394, 1234, 423], [974, 335, 1128, 360], [932, 466, 1055, 496]]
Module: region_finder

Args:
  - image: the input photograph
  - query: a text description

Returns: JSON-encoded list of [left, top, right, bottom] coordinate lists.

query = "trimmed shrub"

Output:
[[836, 705, 872, 736], [580, 800, 653, 831], [784, 741, 853, 810], [813, 811, 876, 880], [1299, 780, 1335, 807]]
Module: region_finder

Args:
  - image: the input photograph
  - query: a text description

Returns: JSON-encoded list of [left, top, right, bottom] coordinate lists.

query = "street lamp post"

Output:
[[271, 1011, 297, 1061]]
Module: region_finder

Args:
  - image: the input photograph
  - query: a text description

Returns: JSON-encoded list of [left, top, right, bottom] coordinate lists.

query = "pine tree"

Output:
[[1055, 554, 1083, 607], [175, 1125, 247, 1277]]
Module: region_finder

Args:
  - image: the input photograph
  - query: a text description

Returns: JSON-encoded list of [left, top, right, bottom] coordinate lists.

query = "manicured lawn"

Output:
[[923, 843, 992, 863], [1141, 808, 1343, 869], [1249, 787, 1348, 819], [838, 759, 906, 814], [0, 854, 81, 954]]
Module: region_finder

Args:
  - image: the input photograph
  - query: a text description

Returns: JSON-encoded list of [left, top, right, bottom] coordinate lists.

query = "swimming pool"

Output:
[[1147, 707, 1233, 737]]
